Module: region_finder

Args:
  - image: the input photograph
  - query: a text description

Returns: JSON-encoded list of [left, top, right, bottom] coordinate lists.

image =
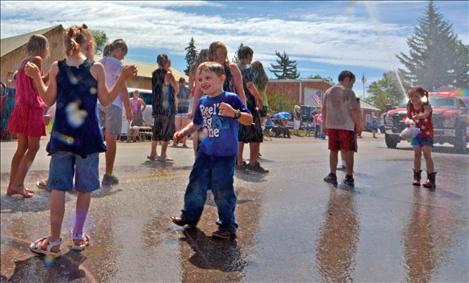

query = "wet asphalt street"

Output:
[[1, 133, 468, 282]]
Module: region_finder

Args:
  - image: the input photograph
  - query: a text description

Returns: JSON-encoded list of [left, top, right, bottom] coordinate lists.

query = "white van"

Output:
[[121, 87, 153, 136]]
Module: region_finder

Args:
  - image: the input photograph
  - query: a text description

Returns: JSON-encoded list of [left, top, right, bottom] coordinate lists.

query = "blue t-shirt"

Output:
[[193, 92, 250, 157]]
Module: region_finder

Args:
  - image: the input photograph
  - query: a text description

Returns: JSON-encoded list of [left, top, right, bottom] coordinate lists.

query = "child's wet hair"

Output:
[[338, 70, 355, 82], [251, 60, 269, 89], [103, 44, 111, 56], [208, 41, 228, 62], [408, 86, 428, 97], [64, 24, 93, 58], [197, 61, 225, 77], [27, 34, 48, 56], [105, 38, 128, 56], [407, 86, 430, 106], [197, 49, 209, 64], [238, 46, 253, 60], [157, 53, 170, 67]]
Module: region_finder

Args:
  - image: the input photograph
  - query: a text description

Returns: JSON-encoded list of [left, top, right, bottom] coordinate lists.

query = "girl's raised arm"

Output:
[[91, 63, 137, 106], [25, 61, 58, 106]]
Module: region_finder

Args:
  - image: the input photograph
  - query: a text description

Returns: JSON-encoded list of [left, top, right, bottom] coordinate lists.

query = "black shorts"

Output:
[[152, 115, 175, 141], [238, 110, 263, 143], [260, 106, 268, 117]]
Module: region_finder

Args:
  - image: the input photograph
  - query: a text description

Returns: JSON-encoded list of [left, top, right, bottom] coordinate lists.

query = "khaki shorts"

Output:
[[99, 105, 122, 136]]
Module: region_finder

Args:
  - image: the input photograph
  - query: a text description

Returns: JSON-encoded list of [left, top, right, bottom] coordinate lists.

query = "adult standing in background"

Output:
[[130, 89, 146, 126], [236, 46, 267, 173], [207, 41, 245, 103], [293, 105, 301, 136], [148, 54, 179, 162], [251, 60, 269, 158]]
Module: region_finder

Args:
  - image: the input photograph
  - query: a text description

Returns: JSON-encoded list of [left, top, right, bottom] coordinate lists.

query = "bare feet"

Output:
[[7, 185, 34, 198]]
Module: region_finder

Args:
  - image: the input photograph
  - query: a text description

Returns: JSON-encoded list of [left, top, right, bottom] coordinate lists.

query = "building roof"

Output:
[[360, 100, 380, 111], [0, 25, 187, 81], [269, 79, 330, 83], [94, 55, 188, 81], [1, 25, 63, 57]]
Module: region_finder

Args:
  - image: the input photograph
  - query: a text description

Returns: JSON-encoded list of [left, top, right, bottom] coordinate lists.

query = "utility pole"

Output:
[[361, 73, 367, 98]]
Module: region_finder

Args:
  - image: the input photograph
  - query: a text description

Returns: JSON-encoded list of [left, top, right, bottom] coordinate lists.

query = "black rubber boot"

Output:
[[423, 172, 437, 189], [412, 169, 422, 186]]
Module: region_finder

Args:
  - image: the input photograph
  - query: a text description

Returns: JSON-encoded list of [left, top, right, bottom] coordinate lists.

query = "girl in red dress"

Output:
[[407, 86, 436, 189], [7, 35, 49, 198]]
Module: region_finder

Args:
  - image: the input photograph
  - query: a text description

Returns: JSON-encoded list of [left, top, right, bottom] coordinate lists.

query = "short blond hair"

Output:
[[197, 61, 225, 77]]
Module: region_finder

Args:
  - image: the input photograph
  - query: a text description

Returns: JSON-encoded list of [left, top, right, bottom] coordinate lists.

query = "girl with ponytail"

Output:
[[407, 86, 436, 189], [25, 24, 137, 257]]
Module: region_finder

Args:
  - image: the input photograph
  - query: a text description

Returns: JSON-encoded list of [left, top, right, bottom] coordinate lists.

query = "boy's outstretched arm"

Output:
[[174, 122, 201, 143], [219, 102, 253, 125]]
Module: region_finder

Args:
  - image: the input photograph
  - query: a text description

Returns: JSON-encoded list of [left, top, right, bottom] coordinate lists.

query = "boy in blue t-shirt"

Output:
[[171, 62, 252, 239]]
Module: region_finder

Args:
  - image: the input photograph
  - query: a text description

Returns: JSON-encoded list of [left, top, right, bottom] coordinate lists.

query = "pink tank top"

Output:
[[16, 58, 46, 109]]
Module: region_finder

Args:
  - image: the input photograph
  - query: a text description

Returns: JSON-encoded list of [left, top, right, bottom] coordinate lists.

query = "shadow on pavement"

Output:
[[180, 228, 245, 272], [234, 171, 267, 183], [377, 145, 468, 155], [92, 187, 123, 199], [1, 191, 53, 214], [3, 251, 92, 282], [1, 234, 96, 282]]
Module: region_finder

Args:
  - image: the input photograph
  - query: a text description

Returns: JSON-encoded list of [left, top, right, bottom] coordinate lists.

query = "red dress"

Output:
[[8, 58, 46, 137], [408, 103, 434, 139]]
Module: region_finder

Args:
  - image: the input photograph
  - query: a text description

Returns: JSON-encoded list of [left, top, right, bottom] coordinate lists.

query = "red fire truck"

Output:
[[384, 91, 469, 153]]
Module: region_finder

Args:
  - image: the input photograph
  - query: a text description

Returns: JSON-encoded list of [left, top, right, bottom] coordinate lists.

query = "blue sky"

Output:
[[1, 1, 468, 97]]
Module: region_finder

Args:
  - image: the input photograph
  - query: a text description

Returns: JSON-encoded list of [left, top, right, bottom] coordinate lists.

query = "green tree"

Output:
[[91, 30, 108, 55], [396, 1, 469, 90], [307, 74, 335, 85], [366, 71, 409, 111], [184, 37, 198, 75], [269, 51, 300, 79], [268, 92, 297, 113]]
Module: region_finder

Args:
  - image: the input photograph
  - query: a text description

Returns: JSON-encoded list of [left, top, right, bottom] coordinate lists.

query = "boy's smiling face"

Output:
[[198, 70, 225, 96]]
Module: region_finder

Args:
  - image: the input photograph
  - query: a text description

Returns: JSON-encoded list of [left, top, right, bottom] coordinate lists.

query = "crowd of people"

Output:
[[1, 23, 437, 258]]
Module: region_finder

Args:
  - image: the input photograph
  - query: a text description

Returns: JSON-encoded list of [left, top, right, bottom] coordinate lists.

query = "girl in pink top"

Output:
[[7, 34, 50, 198]]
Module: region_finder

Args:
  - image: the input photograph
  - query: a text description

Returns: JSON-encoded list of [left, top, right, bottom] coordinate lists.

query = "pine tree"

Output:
[[184, 37, 198, 75], [396, 1, 469, 90], [269, 51, 300, 79]]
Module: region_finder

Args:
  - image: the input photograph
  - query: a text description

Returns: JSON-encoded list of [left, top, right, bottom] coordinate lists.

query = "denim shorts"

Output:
[[411, 136, 433, 148], [48, 151, 100, 192]]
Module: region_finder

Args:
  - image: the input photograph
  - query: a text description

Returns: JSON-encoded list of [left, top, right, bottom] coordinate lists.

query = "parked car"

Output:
[[121, 87, 153, 137], [384, 91, 469, 153]]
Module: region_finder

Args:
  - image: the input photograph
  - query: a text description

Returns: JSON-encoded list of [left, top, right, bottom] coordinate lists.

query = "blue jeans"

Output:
[[181, 152, 237, 233]]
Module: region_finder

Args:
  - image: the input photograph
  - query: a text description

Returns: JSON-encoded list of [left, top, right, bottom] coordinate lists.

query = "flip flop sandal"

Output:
[[147, 155, 157, 161], [72, 233, 90, 251], [36, 180, 49, 190], [157, 156, 173, 162], [30, 237, 62, 257]]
